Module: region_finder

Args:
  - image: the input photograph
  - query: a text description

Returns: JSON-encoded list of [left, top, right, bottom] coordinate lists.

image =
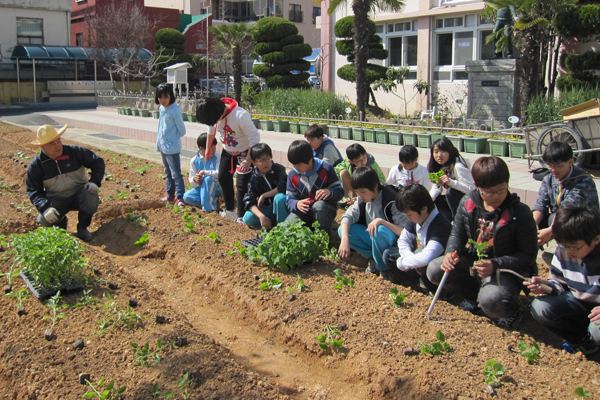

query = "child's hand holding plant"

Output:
[[428, 170, 445, 185], [468, 238, 493, 279]]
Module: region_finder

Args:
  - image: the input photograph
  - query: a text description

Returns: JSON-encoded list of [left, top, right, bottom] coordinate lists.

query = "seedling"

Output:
[[107, 195, 115, 201], [419, 330, 452, 355], [316, 324, 343, 351], [116, 189, 128, 200], [325, 247, 339, 260], [200, 231, 221, 244], [483, 359, 506, 388], [5, 287, 29, 309], [467, 238, 493, 262], [333, 269, 355, 290], [152, 373, 192, 399], [158, 174, 165, 179], [104, 171, 115, 181], [428, 170, 445, 185], [285, 273, 305, 295], [126, 209, 147, 227], [0, 261, 20, 289], [135, 232, 149, 247], [83, 377, 126, 399], [227, 242, 247, 257], [125, 162, 135, 169], [181, 213, 195, 233], [575, 387, 591, 398], [259, 270, 282, 291], [389, 287, 406, 307], [517, 340, 540, 364], [131, 340, 165, 367], [134, 165, 154, 175], [14, 151, 30, 160], [197, 216, 213, 227], [96, 293, 143, 334], [43, 291, 68, 330], [71, 289, 98, 309], [110, 156, 121, 164]]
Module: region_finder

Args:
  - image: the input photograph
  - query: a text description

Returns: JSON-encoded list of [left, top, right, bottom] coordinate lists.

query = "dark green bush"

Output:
[[254, 42, 282, 55], [336, 40, 354, 56], [262, 51, 288, 64], [337, 63, 388, 84], [270, 61, 311, 75], [252, 64, 274, 77], [554, 5, 600, 39], [253, 88, 347, 116], [155, 28, 187, 44], [526, 85, 600, 125], [279, 34, 304, 46], [556, 73, 600, 92], [282, 43, 312, 58], [241, 81, 262, 109], [564, 51, 600, 72], [266, 73, 310, 88], [253, 17, 298, 43], [334, 16, 355, 37]]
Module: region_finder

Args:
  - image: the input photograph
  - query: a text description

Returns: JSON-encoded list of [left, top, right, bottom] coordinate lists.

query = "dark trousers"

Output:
[[285, 200, 337, 240], [218, 150, 252, 217], [381, 246, 438, 294], [36, 187, 98, 229]]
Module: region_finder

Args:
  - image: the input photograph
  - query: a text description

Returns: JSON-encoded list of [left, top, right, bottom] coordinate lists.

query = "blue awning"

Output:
[[11, 45, 152, 61]]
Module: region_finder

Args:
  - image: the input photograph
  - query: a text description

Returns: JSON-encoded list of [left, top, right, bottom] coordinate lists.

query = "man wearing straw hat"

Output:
[[25, 124, 105, 241]]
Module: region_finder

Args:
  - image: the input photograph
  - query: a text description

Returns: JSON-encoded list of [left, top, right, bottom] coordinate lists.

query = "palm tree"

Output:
[[326, 0, 404, 120], [208, 22, 257, 103]]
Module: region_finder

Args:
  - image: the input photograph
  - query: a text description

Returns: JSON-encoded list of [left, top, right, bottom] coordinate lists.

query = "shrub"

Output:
[[554, 5, 600, 40], [526, 85, 600, 125], [241, 81, 261, 109], [253, 88, 347, 116]]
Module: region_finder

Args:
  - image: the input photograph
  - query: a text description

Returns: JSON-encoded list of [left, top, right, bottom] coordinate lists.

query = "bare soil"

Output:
[[0, 121, 599, 400]]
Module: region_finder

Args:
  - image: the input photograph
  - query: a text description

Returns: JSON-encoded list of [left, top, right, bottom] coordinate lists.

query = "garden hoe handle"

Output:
[[427, 271, 449, 324], [496, 269, 552, 294]]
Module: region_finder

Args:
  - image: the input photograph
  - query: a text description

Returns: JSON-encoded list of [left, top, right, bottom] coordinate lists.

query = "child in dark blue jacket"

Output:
[[305, 124, 342, 167]]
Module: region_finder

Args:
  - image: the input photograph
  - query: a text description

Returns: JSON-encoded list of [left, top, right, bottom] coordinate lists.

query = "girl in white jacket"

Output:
[[428, 137, 475, 219]]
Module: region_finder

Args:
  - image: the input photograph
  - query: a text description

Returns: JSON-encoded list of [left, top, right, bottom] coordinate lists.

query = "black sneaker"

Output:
[[77, 226, 93, 242], [562, 337, 599, 355], [495, 308, 523, 331], [365, 258, 379, 276], [459, 299, 485, 316]]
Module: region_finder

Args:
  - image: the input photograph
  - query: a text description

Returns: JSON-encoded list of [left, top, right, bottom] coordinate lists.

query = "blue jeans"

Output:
[[531, 292, 600, 345], [338, 223, 397, 271], [161, 152, 186, 200], [243, 193, 289, 228], [183, 176, 223, 211], [36, 186, 99, 228]]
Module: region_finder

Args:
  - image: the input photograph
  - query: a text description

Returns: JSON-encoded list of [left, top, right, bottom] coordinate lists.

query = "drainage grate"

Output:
[[89, 133, 125, 141]]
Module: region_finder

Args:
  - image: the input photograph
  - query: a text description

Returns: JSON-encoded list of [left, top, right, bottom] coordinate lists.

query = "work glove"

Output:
[[43, 208, 60, 224], [84, 182, 99, 195]]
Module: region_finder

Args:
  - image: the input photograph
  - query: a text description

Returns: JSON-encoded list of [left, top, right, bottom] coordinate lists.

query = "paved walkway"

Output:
[[4, 106, 600, 210]]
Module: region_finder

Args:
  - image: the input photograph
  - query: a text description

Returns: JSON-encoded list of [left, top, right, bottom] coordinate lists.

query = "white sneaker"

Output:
[[234, 217, 244, 224], [219, 210, 237, 221]]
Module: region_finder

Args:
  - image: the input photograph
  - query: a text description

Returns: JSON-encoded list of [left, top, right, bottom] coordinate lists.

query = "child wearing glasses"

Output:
[[427, 156, 538, 331], [242, 143, 289, 229], [334, 143, 386, 206], [526, 205, 600, 355], [532, 141, 598, 247], [304, 123, 342, 167], [182, 133, 222, 211]]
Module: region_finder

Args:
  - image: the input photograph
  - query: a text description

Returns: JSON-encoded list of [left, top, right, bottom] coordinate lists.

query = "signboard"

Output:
[[482, 80, 499, 87]]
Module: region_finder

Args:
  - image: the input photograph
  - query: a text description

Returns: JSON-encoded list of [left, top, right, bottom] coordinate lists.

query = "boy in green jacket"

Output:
[[335, 143, 386, 206]]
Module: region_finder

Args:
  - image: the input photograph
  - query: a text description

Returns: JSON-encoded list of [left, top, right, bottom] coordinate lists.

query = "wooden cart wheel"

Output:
[[535, 124, 588, 168]]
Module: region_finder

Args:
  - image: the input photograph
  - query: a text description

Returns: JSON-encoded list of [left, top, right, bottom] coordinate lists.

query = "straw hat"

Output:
[[26, 124, 67, 148]]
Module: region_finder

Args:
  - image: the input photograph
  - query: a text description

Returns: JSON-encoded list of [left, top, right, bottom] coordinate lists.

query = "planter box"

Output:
[[340, 126, 352, 140], [463, 136, 488, 154], [415, 132, 435, 148], [181, 112, 188, 121], [508, 140, 527, 159], [363, 128, 375, 142], [488, 139, 509, 157], [430, 132, 445, 143], [117, 107, 123, 115], [299, 121, 310, 133], [260, 119, 274, 131], [401, 130, 417, 146], [273, 120, 290, 132], [125, 108, 132, 116], [187, 112, 197, 122], [328, 125, 340, 139], [20, 270, 83, 300], [132, 109, 140, 117], [289, 121, 302, 134], [387, 130, 402, 146], [153, 111, 160, 119], [140, 109, 150, 118], [375, 129, 389, 144], [252, 118, 259, 128], [446, 135, 464, 152], [352, 127, 364, 141]]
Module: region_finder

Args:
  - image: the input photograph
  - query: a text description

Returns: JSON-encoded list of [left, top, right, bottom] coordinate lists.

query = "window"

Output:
[[454, 31, 473, 65], [406, 36, 418, 66], [289, 4, 302, 23], [437, 33, 453, 65], [17, 18, 43, 45], [437, 17, 463, 29], [480, 30, 494, 59], [375, 25, 384, 34], [75, 33, 83, 47], [388, 35, 417, 68], [389, 37, 402, 66], [312, 7, 320, 24]]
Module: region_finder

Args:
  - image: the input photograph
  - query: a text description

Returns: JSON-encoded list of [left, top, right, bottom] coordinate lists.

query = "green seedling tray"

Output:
[[20, 270, 83, 300]]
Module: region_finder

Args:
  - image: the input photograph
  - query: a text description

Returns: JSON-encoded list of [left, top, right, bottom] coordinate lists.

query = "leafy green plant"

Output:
[[197, 216, 213, 227], [104, 171, 115, 181], [134, 165, 155, 175], [517, 340, 540, 364], [428, 170, 445, 185], [325, 247, 339, 260], [152, 374, 192, 400], [467, 238, 493, 262], [200, 231, 221, 244], [96, 293, 143, 334], [316, 325, 343, 351], [286, 273, 305, 295], [107, 195, 115, 201], [246, 220, 330, 272], [116, 189, 128, 200], [9, 227, 87, 287], [14, 151, 30, 160], [483, 359, 506, 388], [333, 269, 355, 290], [135, 232, 149, 247], [83, 377, 126, 399], [0, 261, 20, 288], [131, 340, 165, 367], [182, 213, 195, 233], [575, 387, 591, 398], [389, 287, 406, 307], [158, 174, 165, 180], [126, 209, 147, 227], [43, 291, 68, 330], [259, 270, 282, 291], [419, 330, 452, 355], [5, 287, 29, 308], [228, 242, 247, 257], [71, 289, 98, 309]]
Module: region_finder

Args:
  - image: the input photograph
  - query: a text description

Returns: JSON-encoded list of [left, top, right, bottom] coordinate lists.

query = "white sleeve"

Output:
[[386, 166, 401, 185], [396, 228, 415, 258], [189, 157, 198, 186], [204, 152, 220, 179], [398, 241, 445, 271], [448, 160, 475, 195], [429, 184, 442, 201]]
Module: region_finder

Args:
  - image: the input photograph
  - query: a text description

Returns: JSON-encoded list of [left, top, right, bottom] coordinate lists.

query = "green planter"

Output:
[[363, 127, 375, 143], [273, 120, 290, 132], [260, 119, 274, 131], [328, 125, 340, 139], [299, 121, 310, 133], [125, 107, 132, 116], [387, 130, 402, 146], [340, 126, 352, 140], [415, 132, 435, 148], [132, 109, 141, 117], [463, 136, 488, 154], [289, 121, 302, 134], [117, 107, 123, 115], [252, 118, 259, 128], [401, 130, 417, 146], [488, 139, 509, 157], [140, 109, 150, 118], [375, 128, 389, 144], [181, 112, 188, 121], [153, 110, 160, 119], [352, 127, 364, 141], [431, 132, 446, 143], [446, 135, 464, 152], [317, 123, 328, 136], [187, 112, 197, 122], [508, 140, 528, 159]]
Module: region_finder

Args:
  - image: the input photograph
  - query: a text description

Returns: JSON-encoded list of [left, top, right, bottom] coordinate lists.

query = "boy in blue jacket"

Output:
[[242, 143, 288, 229], [285, 140, 344, 239], [183, 133, 222, 211], [305, 124, 342, 167]]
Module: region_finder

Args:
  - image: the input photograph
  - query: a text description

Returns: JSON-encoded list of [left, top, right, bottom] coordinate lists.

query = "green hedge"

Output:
[[282, 43, 312, 58], [254, 41, 282, 55], [270, 61, 311, 75], [265, 73, 310, 88], [254, 88, 347, 116], [155, 28, 186, 44], [279, 34, 304, 46], [526, 85, 600, 125], [554, 5, 600, 39], [252, 64, 274, 77], [564, 51, 600, 72], [262, 51, 288, 64], [337, 63, 388, 84], [253, 17, 298, 43]]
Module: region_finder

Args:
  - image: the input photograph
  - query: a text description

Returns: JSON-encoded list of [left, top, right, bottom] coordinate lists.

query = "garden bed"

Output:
[[0, 122, 598, 399]]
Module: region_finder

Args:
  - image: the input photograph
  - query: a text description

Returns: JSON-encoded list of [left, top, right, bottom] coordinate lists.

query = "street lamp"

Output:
[[206, 3, 210, 96]]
